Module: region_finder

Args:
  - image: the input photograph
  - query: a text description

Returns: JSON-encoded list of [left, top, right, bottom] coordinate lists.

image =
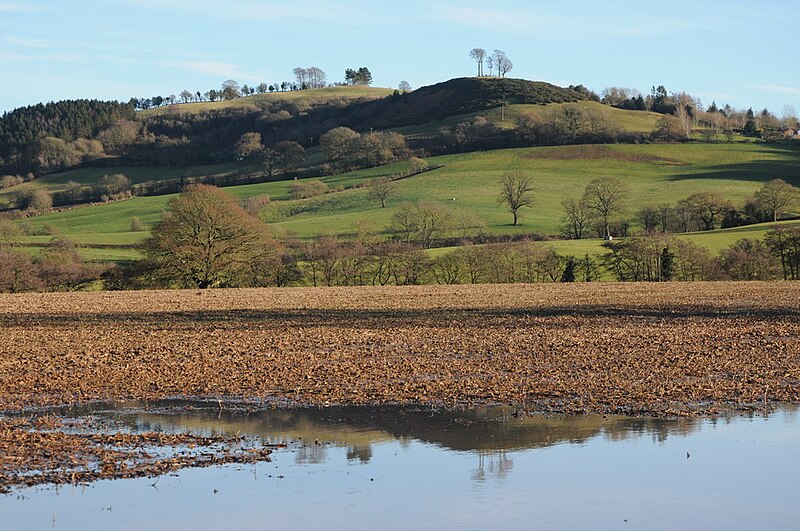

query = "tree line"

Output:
[[1, 182, 799, 293], [558, 177, 798, 240], [468, 49, 513, 78], [130, 66, 375, 111]]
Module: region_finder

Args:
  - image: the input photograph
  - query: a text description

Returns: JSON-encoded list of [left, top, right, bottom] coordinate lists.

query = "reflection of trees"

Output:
[[346, 445, 372, 463], [471, 450, 513, 482], [295, 442, 327, 464], [77, 401, 800, 466]]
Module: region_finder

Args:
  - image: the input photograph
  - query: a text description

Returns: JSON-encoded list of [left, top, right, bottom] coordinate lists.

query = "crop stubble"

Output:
[[1, 282, 799, 416]]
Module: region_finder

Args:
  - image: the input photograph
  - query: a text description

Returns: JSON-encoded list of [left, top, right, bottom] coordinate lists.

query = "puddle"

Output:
[[2, 402, 799, 530]]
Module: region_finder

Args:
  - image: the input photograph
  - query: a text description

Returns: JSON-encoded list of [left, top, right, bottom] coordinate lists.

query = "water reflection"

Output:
[[6, 402, 800, 531], [54, 400, 794, 482]]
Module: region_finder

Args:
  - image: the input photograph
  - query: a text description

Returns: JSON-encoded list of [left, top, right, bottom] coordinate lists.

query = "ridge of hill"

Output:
[[138, 86, 395, 117], [14, 143, 800, 263], [320, 77, 585, 131]]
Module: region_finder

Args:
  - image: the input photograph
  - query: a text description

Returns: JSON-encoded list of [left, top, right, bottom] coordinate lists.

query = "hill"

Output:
[[339, 77, 585, 130], [14, 142, 799, 261], [138, 86, 395, 117]]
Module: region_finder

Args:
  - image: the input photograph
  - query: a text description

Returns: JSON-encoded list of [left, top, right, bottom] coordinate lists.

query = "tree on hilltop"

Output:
[[469, 48, 486, 76], [345, 67, 373, 86], [221, 79, 241, 100], [492, 50, 513, 77]]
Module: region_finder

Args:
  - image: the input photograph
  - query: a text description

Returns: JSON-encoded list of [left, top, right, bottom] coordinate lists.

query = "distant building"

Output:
[[784, 128, 800, 139]]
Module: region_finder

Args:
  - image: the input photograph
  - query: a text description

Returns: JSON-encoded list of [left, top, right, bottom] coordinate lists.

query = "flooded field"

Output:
[[2, 402, 799, 530]]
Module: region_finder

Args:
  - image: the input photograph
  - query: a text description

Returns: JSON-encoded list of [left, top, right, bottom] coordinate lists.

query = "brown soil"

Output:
[[1, 283, 798, 417], [0, 416, 275, 494]]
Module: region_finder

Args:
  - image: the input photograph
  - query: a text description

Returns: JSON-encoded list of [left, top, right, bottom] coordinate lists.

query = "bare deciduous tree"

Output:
[[367, 177, 397, 208], [754, 178, 799, 222], [469, 48, 486, 76], [561, 198, 589, 239], [685, 191, 732, 231], [493, 50, 513, 77], [498, 172, 534, 226], [582, 177, 628, 239]]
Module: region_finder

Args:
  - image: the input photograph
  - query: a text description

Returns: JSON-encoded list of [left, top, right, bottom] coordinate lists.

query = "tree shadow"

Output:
[[4, 305, 799, 329], [665, 144, 800, 186]]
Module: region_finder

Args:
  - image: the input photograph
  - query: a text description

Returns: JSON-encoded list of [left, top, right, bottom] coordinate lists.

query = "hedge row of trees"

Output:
[[560, 178, 799, 240], [0, 232, 104, 293], [2, 184, 798, 293], [94, 185, 800, 296]]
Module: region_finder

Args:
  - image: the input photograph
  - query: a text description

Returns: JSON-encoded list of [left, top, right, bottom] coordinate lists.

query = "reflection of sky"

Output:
[[3, 411, 799, 531]]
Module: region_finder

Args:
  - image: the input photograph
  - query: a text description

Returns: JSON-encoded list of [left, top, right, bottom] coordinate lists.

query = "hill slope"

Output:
[[15, 143, 799, 262]]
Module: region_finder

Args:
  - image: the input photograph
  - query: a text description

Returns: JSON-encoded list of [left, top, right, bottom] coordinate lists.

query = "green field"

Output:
[[264, 143, 800, 239], [394, 100, 662, 139], [14, 142, 800, 262]]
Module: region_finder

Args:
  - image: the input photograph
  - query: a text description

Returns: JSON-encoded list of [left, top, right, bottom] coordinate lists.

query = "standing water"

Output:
[[2, 401, 799, 531]]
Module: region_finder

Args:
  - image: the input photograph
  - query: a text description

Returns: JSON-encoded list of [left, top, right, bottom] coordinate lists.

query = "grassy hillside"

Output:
[[395, 100, 662, 139], [139, 86, 395, 117], [14, 142, 799, 262], [263, 143, 799, 239]]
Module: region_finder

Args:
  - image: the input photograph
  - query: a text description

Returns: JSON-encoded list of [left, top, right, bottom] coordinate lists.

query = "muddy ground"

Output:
[[2, 282, 799, 492], [2, 282, 798, 415]]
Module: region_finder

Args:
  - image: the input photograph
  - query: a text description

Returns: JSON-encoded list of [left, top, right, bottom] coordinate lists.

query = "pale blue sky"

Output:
[[1, 0, 798, 114]]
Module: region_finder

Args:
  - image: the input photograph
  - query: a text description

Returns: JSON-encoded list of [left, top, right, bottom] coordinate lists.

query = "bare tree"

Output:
[[469, 48, 486, 76], [582, 177, 628, 239], [235, 132, 264, 160], [398, 80, 412, 92], [685, 191, 731, 230], [485, 54, 495, 76], [493, 50, 513, 77], [306, 67, 327, 88], [221, 79, 241, 100], [180, 89, 193, 103], [293, 67, 308, 88], [390, 201, 450, 248], [754, 179, 799, 222], [561, 198, 589, 239], [498, 172, 534, 226], [367, 177, 397, 208]]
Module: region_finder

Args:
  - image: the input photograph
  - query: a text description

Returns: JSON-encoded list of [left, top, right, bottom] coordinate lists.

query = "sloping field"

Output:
[[1, 283, 798, 416], [265, 142, 800, 239], [139, 86, 395, 117], [395, 100, 662, 138], [14, 143, 800, 258]]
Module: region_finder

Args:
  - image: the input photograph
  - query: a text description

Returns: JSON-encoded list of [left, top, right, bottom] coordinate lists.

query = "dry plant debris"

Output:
[[0, 282, 798, 417], [0, 416, 273, 494]]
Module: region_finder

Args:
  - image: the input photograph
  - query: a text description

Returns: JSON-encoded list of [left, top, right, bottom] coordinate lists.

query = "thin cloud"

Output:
[[5, 36, 59, 48], [0, 2, 42, 11], [0, 50, 86, 64], [162, 60, 265, 82], [752, 84, 800, 97], [436, 5, 712, 39], [122, 0, 363, 23]]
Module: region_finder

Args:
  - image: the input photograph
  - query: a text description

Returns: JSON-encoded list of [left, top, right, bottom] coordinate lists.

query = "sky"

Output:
[[1, 0, 799, 115]]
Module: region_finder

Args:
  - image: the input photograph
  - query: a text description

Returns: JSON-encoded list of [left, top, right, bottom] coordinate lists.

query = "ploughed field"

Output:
[[2, 283, 799, 416]]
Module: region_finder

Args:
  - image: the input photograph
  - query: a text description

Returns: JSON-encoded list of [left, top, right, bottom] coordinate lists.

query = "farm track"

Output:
[[1, 282, 799, 416]]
